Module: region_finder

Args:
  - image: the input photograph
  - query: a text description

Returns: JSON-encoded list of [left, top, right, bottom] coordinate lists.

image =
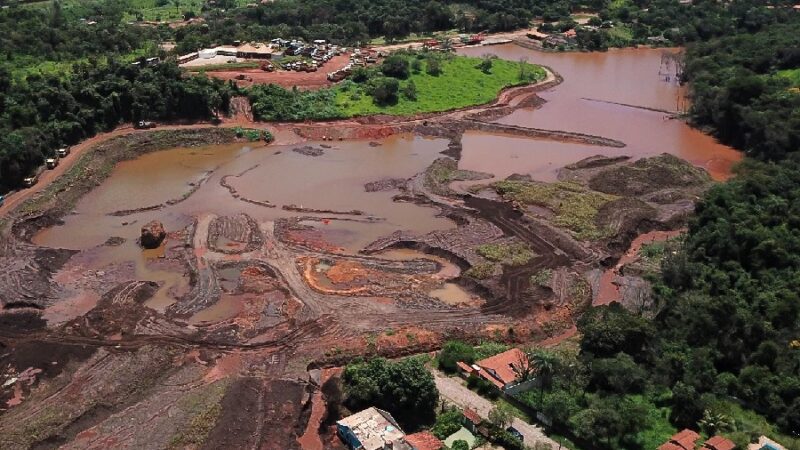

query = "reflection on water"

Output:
[[458, 45, 741, 181]]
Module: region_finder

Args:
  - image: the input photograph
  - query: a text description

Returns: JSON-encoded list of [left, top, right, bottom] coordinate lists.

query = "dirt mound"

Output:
[[365, 178, 406, 192], [565, 155, 630, 170], [588, 153, 711, 197], [208, 214, 264, 254], [140, 220, 166, 249]]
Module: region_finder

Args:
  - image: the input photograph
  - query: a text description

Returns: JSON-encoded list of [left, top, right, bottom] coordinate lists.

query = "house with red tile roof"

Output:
[[704, 435, 736, 450], [405, 431, 443, 450], [658, 429, 701, 450], [457, 348, 529, 391]]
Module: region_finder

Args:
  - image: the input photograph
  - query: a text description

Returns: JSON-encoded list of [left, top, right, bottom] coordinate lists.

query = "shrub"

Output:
[[381, 55, 410, 79], [438, 340, 476, 373]]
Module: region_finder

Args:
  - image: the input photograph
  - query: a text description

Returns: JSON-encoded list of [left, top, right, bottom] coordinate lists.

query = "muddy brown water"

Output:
[[458, 45, 741, 181], [33, 46, 742, 319]]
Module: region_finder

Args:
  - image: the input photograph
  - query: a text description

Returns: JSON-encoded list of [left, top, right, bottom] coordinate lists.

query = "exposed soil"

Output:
[[0, 52, 714, 449]]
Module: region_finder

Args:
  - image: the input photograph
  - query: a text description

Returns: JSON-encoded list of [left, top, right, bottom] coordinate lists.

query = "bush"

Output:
[[431, 408, 463, 439], [451, 440, 469, 450], [366, 77, 400, 106], [426, 57, 442, 75], [381, 55, 410, 79], [438, 340, 476, 373]]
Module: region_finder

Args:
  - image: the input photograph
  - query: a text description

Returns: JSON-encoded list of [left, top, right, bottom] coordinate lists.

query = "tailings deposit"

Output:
[[0, 45, 744, 449], [458, 45, 741, 181]]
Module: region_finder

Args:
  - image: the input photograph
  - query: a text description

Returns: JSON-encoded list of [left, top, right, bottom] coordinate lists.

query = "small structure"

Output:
[[658, 429, 701, 450], [405, 431, 443, 450], [703, 436, 736, 450], [458, 348, 530, 391], [336, 407, 412, 450], [236, 42, 273, 59], [462, 408, 481, 434], [747, 436, 786, 450]]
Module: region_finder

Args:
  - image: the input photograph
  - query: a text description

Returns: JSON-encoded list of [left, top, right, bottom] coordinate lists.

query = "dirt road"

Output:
[[433, 369, 560, 449]]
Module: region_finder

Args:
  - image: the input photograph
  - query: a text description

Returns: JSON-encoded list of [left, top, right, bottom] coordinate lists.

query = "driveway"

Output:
[[433, 369, 560, 449]]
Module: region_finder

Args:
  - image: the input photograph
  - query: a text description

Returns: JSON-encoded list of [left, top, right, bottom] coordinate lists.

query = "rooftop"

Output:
[[337, 407, 409, 450], [704, 435, 736, 450], [659, 429, 701, 450], [475, 348, 527, 387], [405, 431, 443, 450]]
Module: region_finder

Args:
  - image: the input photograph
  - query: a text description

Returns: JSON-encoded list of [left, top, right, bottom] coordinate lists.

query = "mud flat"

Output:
[[0, 45, 743, 450]]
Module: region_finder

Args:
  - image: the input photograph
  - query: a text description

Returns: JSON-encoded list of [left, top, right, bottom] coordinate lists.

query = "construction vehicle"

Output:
[[260, 62, 275, 72], [57, 147, 70, 158], [461, 33, 485, 45], [46, 158, 58, 169], [134, 121, 156, 129]]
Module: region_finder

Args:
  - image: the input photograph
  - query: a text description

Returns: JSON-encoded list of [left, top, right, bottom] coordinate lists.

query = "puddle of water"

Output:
[[188, 294, 243, 325], [429, 283, 474, 305]]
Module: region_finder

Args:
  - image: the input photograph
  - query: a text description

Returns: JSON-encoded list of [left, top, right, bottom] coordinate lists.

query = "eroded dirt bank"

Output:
[[0, 46, 733, 449]]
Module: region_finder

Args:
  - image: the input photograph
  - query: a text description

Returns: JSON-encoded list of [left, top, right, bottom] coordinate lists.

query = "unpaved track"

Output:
[[433, 369, 559, 448]]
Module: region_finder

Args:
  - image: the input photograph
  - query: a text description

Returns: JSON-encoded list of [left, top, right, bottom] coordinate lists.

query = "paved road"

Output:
[[433, 369, 560, 449]]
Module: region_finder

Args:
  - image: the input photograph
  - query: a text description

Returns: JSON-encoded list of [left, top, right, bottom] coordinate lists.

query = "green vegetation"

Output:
[[168, 381, 227, 449], [476, 242, 536, 266], [431, 407, 464, 440], [192, 62, 260, 72], [530, 269, 553, 288], [493, 180, 617, 241], [686, 21, 800, 160], [342, 357, 438, 430], [474, 341, 511, 360], [438, 340, 476, 373], [464, 262, 497, 280], [336, 53, 545, 116]]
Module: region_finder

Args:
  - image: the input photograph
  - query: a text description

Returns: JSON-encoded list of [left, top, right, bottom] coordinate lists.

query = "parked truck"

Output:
[[57, 147, 70, 158], [46, 158, 58, 169]]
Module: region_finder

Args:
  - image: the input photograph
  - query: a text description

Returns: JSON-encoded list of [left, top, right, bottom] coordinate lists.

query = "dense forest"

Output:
[[685, 21, 800, 160]]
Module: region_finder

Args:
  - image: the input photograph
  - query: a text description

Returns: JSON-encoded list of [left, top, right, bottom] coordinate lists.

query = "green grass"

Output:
[[706, 398, 800, 450], [492, 180, 618, 241], [628, 394, 677, 450], [464, 262, 497, 280], [777, 68, 800, 87], [473, 341, 511, 360], [335, 55, 545, 116], [476, 242, 536, 266], [192, 62, 261, 72]]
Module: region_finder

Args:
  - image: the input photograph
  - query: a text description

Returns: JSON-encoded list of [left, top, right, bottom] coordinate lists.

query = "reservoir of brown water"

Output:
[[458, 45, 741, 181]]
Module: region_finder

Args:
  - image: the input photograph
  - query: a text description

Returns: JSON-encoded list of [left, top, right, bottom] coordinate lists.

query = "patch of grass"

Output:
[[605, 25, 634, 46], [167, 380, 228, 449], [530, 268, 553, 287], [464, 262, 497, 280], [476, 242, 536, 266], [193, 62, 261, 72], [706, 398, 800, 450], [474, 341, 511, 360], [493, 180, 617, 241], [336, 54, 545, 116], [777, 68, 800, 88], [629, 394, 677, 450]]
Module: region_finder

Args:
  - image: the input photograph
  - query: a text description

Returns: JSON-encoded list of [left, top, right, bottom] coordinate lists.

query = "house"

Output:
[[462, 408, 481, 434], [336, 407, 413, 450], [405, 431, 443, 450], [658, 429, 701, 450], [458, 348, 530, 391], [526, 30, 549, 41], [703, 436, 736, 450], [236, 42, 273, 59]]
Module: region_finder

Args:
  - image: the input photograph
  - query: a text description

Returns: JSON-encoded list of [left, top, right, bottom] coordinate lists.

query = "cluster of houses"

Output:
[[335, 348, 532, 450], [659, 429, 789, 450]]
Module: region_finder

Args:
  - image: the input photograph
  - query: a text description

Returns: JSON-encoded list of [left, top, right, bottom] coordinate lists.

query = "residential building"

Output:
[[405, 431, 443, 450], [703, 436, 736, 450], [336, 407, 412, 450], [658, 429, 701, 450], [458, 348, 529, 391], [747, 436, 787, 450]]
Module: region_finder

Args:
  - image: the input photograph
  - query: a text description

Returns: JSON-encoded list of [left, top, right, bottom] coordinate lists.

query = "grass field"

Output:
[[777, 68, 800, 87], [335, 55, 545, 116]]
